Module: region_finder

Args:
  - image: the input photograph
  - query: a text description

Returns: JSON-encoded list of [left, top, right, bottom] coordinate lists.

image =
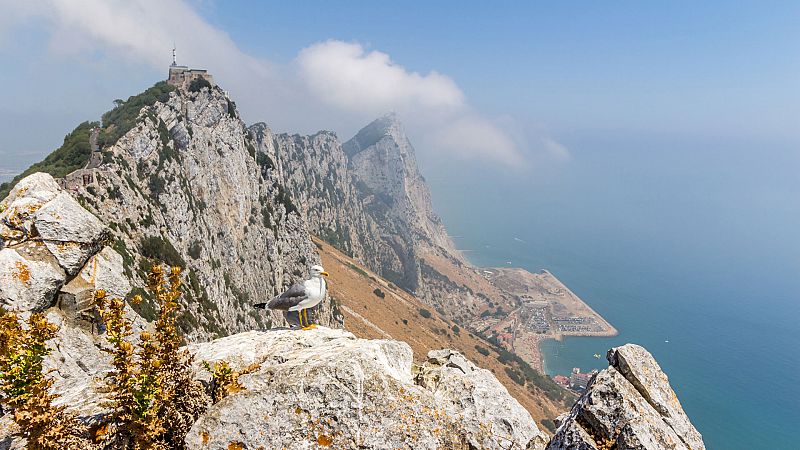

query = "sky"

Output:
[[0, 0, 798, 179]]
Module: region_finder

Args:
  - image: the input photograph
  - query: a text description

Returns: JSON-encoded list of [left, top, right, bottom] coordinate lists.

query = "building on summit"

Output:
[[167, 47, 214, 89]]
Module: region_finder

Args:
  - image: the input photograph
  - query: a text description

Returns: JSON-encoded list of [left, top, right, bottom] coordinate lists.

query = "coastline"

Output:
[[471, 267, 617, 373]]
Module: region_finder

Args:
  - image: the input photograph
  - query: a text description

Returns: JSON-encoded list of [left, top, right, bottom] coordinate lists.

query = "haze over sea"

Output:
[[427, 132, 800, 450]]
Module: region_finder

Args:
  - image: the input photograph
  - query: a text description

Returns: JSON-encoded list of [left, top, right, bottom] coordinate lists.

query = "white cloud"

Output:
[[0, 0, 565, 168], [296, 40, 465, 115]]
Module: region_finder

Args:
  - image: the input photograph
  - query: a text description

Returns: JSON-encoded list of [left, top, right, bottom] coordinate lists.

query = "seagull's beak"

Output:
[[321, 271, 329, 277]]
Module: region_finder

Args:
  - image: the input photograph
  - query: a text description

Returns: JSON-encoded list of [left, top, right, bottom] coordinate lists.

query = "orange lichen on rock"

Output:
[[13, 261, 31, 284], [317, 434, 333, 446]]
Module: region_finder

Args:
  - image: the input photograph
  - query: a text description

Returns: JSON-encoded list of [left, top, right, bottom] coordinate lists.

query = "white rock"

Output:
[[547, 344, 705, 450], [59, 247, 131, 318], [34, 192, 106, 274], [0, 172, 60, 207], [416, 349, 548, 450], [0, 245, 65, 311], [43, 310, 113, 420], [0, 172, 61, 246], [186, 327, 543, 450], [608, 345, 705, 450]]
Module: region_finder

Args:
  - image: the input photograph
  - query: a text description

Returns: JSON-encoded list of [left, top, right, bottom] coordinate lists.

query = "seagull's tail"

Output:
[[253, 301, 268, 309]]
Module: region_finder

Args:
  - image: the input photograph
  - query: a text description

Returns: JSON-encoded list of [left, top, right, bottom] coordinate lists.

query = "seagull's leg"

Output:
[[301, 308, 317, 330]]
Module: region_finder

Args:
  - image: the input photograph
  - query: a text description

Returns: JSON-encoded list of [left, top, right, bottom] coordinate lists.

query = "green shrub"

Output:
[[98, 81, 175, 147], [505, 367, 525, 386], [256, 152, 274, 171], [0, 122, 96, 199], [226, 99, 237, 119], [419, 308, 432, 319], [275, 186, 297, 215], [188, 241, 202, 259], [373, 288, 385, 299], [148, 174, 166, 196], [475, 345, 490, 356], [139, 236, 185, 268], [188, 77, 212, 93]]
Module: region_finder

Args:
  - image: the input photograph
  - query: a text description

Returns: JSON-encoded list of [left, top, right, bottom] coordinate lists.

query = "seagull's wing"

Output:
[[254, 283, 308, 310]]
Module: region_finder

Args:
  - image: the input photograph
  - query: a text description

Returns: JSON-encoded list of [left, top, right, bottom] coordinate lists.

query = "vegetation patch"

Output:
[[475, 345, 490, 356], [139, 236, 186, 268], [98, 81, 175, 147], [0, 122, 96, 199], [189, 77, 212, 93]]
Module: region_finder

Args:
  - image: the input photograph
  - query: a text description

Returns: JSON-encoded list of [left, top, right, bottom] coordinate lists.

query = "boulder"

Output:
[[415, 349, 548, 449], [607, 345, 705, 449], [34, 192, 107, 274], [546, 344, 705, 450], [0, 244, 65, 311], [58, 247, 131, 324], [42, 310, 113, 420], [0, 173, 61, 247], [186, 327, 542, 450]]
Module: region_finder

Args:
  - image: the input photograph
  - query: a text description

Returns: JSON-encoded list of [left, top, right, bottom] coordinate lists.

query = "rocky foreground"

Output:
[[548, 344, 705, 450], [1, 172, 704, 449]]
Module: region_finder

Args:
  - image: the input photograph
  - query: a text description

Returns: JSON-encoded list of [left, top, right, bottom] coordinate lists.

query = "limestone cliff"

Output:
[[261, 113, 487, 320], [52, 83, 340, 339], [343, 114, 457, 258]]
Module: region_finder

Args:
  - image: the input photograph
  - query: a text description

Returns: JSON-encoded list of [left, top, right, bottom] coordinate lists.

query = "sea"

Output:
[[426, 132, 799, 450]]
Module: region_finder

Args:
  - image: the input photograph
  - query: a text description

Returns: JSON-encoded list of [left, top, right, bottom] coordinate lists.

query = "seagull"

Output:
[[254, 265, 329, 329]]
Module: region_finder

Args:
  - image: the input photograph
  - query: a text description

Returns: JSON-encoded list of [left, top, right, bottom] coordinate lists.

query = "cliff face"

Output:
[[343, 114, 458, 258], [56, 85, 340, 340], [261, 113, 486, 320], [248, 123, 396, 277]]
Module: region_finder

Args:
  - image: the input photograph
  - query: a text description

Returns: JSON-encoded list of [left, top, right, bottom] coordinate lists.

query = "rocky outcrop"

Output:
[[547, 344, 705, 450], [185, 327, 546, 450], [59, 84, 341, 339], [0, 173, 114, 313], [415, 349, 549, 449], [253, 123, 409, 289]]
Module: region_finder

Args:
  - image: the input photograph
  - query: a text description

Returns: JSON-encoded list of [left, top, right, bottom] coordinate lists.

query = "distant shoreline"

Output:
[[473, 266, 617, 372]]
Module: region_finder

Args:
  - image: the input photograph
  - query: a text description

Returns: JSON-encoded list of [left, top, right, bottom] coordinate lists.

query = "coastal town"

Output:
[[470, 268, 617, 372]]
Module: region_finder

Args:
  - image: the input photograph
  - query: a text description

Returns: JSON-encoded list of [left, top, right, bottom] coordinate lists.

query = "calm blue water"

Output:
[[425, 132, 800, 450]]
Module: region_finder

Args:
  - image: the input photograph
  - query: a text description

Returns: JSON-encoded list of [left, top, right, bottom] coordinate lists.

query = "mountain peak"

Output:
[[342, 113, 404, 157]]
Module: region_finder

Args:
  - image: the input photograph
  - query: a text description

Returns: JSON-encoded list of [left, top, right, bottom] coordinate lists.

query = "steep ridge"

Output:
[[14, 82, 341, 341], [267, 114, 510, 322], [248, 123, 395, 276], [342, 114, 458, 257]]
